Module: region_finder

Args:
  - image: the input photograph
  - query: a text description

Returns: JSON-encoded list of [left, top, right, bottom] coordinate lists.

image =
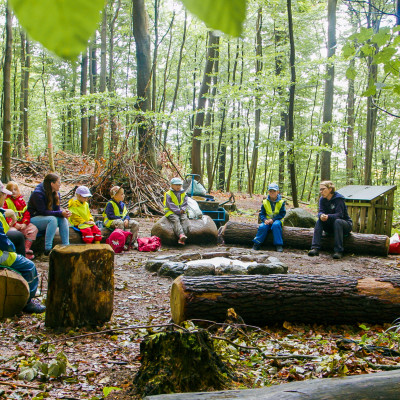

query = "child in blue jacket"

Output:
[[253, 183, 286, 252]]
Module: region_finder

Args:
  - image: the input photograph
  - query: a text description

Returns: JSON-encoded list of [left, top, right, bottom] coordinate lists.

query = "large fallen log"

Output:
[[170, 275, 400, 326], [45, 244, 114, 328], [144, 369, 400, 399], [221, 221, 389, 256]]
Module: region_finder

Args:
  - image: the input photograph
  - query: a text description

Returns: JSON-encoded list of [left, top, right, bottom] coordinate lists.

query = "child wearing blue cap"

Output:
[[163, 178, 189, 245], [252, 183, 286, 252]]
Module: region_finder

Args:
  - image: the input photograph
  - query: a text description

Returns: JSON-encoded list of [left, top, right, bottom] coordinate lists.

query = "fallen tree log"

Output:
[[221, 221, 389, 256], [45, 244, 114, 328], [144, 369, 400, 399], [170, 275, 400, 326]]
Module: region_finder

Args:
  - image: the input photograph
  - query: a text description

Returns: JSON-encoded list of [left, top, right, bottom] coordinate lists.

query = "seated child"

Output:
[[102, 186, 139, 241], [4, 181, 38, 260], [68, 186, 102, 244], [0, 181, 45, 313], [164, 177, 189, 245], [252, 183, 286, 252]]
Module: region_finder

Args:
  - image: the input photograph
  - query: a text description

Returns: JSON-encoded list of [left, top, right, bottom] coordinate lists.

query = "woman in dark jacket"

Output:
[[308, 180, 353, 259], [27, 173, 71, 255]]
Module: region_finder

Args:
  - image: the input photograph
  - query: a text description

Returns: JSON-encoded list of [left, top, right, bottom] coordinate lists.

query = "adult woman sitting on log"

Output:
[[308, 180, 352, 259], [28, 173, 71, 255]]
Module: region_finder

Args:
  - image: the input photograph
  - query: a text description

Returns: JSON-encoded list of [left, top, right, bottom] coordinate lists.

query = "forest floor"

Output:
[[1, 189, 400, 399]]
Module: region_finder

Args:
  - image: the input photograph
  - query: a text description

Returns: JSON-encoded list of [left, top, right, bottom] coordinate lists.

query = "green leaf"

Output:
[[371, 28, 391, 47], [103, 387, 122, 397], [9, 0, 105, 60], [355, 27, 374, 43], [179, 0, 246, 37], [362, 84, 376, 97], [18, 367, 37, 381], [346, 66, 357, 80], [342, 42, 355, 59], [373, 47, 396, 64]]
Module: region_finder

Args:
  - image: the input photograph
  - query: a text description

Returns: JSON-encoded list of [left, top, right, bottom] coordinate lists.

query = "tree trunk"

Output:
[[0, 269, 29, 318], [88, 38, 97, 155], [132, 0, 156, 168], [17, 31, 26, 158], [2, 3, 13, 183], [221, 221, 389, 256], [150, 369, 400, 399], [45, 244, 114, 328], [191, 32, 219, 176], [286, 0, 298, 207], [345, 54, 355, 184], [320, 0, 337, 181], [23, 36, 30, 157], [80, 51, 88, 154], [171, 274, 400, 325]]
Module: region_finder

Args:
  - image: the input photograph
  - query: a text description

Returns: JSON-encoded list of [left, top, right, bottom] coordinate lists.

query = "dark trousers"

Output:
[[311, 219, 352, 253], [7, 229, 26, 257]]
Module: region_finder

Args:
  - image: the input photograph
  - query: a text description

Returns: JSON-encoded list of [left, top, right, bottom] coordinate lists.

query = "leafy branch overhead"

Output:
[[9, 0, 247, 60]]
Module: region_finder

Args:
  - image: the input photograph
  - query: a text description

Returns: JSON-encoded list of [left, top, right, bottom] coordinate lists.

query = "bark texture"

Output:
[[45, 244, 114, 328], [221, 221, 389, 256], [170, 275, 400, 326], [0, 269, 29, 318], [145, 369, 400, 399]]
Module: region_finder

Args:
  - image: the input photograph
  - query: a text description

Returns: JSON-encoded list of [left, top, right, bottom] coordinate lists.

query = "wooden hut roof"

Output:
[[337, 185, 397, 201]]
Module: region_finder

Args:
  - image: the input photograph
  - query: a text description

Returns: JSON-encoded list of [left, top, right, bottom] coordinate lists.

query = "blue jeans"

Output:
[[311, 218, 352, 253], [253, 220, 283, 246], [30, 216, 70, 251], [9, 255, 38, 300]]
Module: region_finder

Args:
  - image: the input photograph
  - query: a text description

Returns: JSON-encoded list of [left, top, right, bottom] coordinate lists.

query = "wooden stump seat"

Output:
[[45, 244, 114, 328], [0, 268, 29, 318]]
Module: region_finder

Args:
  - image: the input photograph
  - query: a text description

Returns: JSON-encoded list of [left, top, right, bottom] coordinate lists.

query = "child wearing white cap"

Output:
[[68, 186, 102, 244], [163, 178, 189, 245], [252, 183, 286, 252]]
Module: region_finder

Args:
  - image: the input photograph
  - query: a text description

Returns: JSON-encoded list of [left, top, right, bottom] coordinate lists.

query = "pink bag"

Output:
[[389, 233, 400, 254], [106, 229, 133, 253], [137, 236, 161, 252]]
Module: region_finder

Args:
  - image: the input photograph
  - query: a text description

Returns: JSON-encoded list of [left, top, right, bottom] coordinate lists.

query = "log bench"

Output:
[[221, 221, 390, 256]]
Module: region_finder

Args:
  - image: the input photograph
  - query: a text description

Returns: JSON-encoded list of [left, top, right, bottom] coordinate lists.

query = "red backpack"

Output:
[[106, 229, 133, 253], [137, 236, 161, 252]]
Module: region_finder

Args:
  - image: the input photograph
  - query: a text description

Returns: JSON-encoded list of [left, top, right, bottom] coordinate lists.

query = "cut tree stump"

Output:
[[221, 221, 389, 256], [144, 369, 400, 399], [0, 268, 29, 318], [133, 331, 234, 397], [45, 244, 114, 328], [170, 275, 400, 326], [31, 227, 111, 254]]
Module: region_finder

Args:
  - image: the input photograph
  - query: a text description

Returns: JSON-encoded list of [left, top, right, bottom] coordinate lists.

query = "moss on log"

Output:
[[133, 331, 234, 397], [170, 275, 400, 326], [221, 221, 389, 256]]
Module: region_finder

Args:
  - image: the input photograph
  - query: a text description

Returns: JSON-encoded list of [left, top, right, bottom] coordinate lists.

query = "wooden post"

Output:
[[45, 244, 114, 328]]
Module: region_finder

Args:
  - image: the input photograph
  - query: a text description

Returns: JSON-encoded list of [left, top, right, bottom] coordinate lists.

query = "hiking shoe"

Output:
[[23, 299, 46, 314], [276, 246, 283, 252], [333, 252, 343, 259], [308, 248, 319, 256], [252, 244, 260, 251], [44, 249, 52, 256]]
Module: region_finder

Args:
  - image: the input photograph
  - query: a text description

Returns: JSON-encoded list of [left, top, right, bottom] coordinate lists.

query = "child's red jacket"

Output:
[[3, 195, 31, 226]]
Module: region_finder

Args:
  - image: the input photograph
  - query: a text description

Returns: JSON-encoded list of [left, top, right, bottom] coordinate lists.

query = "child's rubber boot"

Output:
[[178, 234, 187, 245], [24, 240, 35, 260]]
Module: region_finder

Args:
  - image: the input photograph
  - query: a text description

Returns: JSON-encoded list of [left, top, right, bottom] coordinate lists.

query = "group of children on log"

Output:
[[0, 174, 352, 315], [252, 180, 352, 260]]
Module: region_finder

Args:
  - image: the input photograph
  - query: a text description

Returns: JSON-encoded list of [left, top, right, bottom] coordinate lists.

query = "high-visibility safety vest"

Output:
[[262, 199, 284, 224], [102, 201, 128, 228], [5, 198, 27, 222], [68, 199, 93, 230], [0, 212, 17, 267], [163, 190, 186, 217]]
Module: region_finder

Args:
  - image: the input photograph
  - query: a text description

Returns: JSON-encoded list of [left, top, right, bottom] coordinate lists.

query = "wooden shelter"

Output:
[[337, 185, 397, 236]]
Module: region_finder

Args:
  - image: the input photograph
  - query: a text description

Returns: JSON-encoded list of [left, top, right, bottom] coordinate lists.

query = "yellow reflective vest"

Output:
[[102, 200, 128, 228], [5, 198, 27, 222], [0, 212, 17, 267], [68, 198, 94, 230], [163, 190, 186, 217], [262, 199, 285, 224]]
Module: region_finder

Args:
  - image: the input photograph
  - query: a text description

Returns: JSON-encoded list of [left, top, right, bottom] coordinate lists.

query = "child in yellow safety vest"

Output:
[[0, 181, 45, 314], [163, 177, 189, 245], [252, 183, 286, 252], [68, 186, 102, 244], [102, 186, 139, 241], [4, 181, 38, 259]]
